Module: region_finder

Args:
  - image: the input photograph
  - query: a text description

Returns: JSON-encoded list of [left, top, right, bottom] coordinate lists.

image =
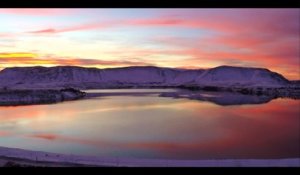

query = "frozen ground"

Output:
[[0, 146, 299, 167]]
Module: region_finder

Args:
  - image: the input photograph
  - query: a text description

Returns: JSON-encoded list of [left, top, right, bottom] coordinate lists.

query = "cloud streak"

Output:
[[27, 20, 121, 34], [0, 53, 155, 67]]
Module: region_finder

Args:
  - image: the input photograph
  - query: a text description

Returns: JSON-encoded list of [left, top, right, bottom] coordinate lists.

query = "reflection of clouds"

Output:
[[161, 91, 276, 106], [0, 121, 18, 130], [27, 98, 300, 160], [0, 130, 11, 137], [0, 96, 299, 159], [30, 134, 59, 140], [229, 99, 300, 119], [0, 104, 77, 133], [0, 95, 188, 123], [78, 101, 187, 114], [28, 133, 115, 148], [121, 99, 300, 159]]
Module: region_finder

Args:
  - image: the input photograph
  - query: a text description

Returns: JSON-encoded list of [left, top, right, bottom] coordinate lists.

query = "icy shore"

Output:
[[0, 146, 299, 167]]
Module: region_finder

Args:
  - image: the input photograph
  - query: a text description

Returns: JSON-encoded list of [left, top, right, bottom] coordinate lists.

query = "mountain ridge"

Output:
[[0, 65, 295, 89]]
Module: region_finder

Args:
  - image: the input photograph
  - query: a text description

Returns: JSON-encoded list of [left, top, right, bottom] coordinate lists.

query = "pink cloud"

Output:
[[28, 28, 57, 34], [0, 32, 15, 38], [128, 18, 184, 26], [25, 9, 298, 37], [25, 15, 247, 35], [27, 21, 120, 34]]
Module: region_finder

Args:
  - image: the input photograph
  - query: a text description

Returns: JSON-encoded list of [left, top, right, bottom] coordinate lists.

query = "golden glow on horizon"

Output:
[[0, 53, 38, 58], [0, 53, 299, 80]]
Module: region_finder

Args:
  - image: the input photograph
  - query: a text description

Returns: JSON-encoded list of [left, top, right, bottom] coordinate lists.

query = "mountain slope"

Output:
[[0, 65, 291, 89], [193, 66, 289, 87]]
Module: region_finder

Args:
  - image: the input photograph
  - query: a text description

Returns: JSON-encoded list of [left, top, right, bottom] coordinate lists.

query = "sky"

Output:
[[0, 8, 299, 80]]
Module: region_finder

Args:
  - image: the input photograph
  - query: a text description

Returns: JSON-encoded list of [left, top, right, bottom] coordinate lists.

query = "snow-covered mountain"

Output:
[[193, 66, 290, 87], [0, 65, 291, 89]]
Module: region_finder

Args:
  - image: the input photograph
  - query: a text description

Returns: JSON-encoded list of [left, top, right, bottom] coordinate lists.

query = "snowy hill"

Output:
[[0, 65, 292, 89], [194, 66, 289, 87]]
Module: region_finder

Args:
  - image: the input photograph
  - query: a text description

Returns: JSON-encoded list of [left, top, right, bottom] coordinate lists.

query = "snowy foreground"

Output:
[[0, 146, 299, 167]]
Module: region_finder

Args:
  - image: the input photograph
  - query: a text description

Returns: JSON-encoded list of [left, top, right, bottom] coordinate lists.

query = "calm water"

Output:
[[0, 89, 299, 160]]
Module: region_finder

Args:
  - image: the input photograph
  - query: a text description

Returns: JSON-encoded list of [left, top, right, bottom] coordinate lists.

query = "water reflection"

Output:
[[84, 89, 277, 106], [0, 89, 299, 159], [159, 90, 275, 106]]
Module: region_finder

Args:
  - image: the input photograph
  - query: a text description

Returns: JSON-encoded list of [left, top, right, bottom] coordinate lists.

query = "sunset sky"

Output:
[[0, 8, 299, 80]]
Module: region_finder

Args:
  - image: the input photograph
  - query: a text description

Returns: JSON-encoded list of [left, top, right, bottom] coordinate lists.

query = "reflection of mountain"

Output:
[[0, 65, 291, 88], [159, 91, 275, 106]]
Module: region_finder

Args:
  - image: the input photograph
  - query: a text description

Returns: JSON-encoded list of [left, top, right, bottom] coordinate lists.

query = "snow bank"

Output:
[[0, 146, 299, 167]]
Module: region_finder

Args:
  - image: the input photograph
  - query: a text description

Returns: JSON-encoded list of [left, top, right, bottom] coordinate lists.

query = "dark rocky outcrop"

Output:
[[0, 88, 85, 106]]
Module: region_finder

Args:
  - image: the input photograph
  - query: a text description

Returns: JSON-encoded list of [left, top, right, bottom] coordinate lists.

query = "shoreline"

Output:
[[0, 88, 85, 106], [0, 87, 299, 107], [0, 146, 299, 167]]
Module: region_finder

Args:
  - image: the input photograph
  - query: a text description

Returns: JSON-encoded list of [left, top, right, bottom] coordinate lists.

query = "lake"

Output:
[[0, 89, 299, 160]]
